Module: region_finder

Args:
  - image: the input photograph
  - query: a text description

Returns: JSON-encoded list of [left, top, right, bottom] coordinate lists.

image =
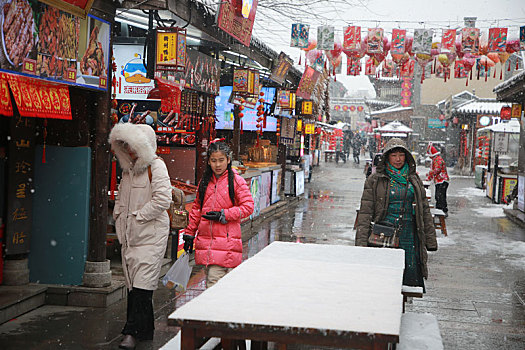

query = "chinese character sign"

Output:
[[343, 26, 361, 50], [413, 29, 433, 54], [217, 0, 258, 47], [488, 28, 508, 52], [317, 26, 335, 50], [441, 29, 456, 53], [291, 24, 309, 48], [391, 29, 406, 55], [461, 28, 480, 53], [367, 28, 384, 53], [270, 52, 293, 85]]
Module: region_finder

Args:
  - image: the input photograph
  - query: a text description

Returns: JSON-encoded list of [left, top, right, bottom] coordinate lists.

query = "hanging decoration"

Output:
[[232, 67, 260, 98], [0, 73, 13, 116], [488, 27, 508, 52], [461, 28, 480, 53], [413, 29, 433, 54], [291, 23, 310, 48], [296, 66, 320, 99], [391, 29, 406, 55], [400, 59, 415, 78], [317, 26, 335, 50], [343, 26, 361, 51], [520, 26, 525, 50], [415, 53, 432, 82], [346, 56, 361, 76], [365, 57, 376, 75], [367, 28, 384, 53], [441, 29, 456, 53], [382, 60, 394, 77], [155, 27, 187, 73], [454, 60, 468, 78]]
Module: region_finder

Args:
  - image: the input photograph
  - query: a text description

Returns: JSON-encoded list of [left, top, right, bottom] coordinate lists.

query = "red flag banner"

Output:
[[441, 29, 456, 53], [488, 28, 508, 52], [296, 66, 320, 99], [391, 29, 406, 55], [343, 26, 361, 51], [5, 73, 72, 120], [0, 74, 13, 116]]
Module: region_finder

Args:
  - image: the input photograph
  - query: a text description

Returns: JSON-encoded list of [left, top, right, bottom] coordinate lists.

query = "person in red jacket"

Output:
[[426, 143, 450, 217], [183, 140, 254, 288]]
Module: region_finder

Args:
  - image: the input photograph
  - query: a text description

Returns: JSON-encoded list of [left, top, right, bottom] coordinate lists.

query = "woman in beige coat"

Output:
[[109, 123, 172, 350]]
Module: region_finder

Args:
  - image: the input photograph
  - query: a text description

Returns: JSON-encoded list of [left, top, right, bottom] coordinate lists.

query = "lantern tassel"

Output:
[[470, 69, 473, 80], [485, 62, 488, 82], [240, 120, 243, 135], [493, 67, 496, 79], [298, 53, 301, 66], [466, 77, 469, 86], [508, 60, 511, 71], [516, 59, 519, 70], [500, 69, 503, 80], [477, 65, 480, 80], [110, 157, 117, 200]]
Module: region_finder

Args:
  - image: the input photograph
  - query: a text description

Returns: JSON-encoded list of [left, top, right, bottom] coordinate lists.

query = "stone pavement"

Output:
[[0, 159, 524, 349]]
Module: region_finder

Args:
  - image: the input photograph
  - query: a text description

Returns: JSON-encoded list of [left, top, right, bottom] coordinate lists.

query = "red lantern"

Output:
[[238, 112, 244, 118], [260, 92, 265, 96], [500, 106, 512, 120], [239, 105, 245, 111], [453, 116, 458, 124]]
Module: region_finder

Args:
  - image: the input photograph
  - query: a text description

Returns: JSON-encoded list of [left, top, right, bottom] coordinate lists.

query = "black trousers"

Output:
[[122, 287, 154, 340], [435, 182, 449, 213]]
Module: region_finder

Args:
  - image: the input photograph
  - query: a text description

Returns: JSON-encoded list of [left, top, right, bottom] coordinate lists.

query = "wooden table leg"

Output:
[[181, 327, 196, 350], [439, 216, 447, 236]]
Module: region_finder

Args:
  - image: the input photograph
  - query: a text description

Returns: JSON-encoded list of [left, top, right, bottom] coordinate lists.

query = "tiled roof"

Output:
[[454, 101, 512, 114]]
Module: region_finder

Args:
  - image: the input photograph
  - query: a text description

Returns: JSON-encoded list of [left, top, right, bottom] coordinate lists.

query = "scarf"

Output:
[[387, 162, 409, 185]]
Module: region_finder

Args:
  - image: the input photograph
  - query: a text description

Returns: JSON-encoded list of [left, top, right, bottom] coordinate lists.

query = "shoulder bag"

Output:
[[367, 183, 408, 248]]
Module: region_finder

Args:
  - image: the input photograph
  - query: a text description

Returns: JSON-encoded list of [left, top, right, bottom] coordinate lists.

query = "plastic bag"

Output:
[[162, 253, 192, 292]]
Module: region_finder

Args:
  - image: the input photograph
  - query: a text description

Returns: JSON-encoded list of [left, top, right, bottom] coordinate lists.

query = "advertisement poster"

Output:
[[488, 27, 508, 53], [113, 45, 154, 100], [520, 26, 525, 51], [290, 23, 309, 48], [296, 66, 320, 99], [413, 29, 433, 55], [215, 86, 276, 131], [343, 26, 361, 51], [216, 0, 258, 47], [367, 28, 384, 53], [260, 171, 271, 211], [391, 29, 406, 55], [0, 1, 110, 90], [270, 52, 292, 85], [317, 26, 334, 50], [295, 170, 305, 196], [158, 49, 221, 95], [271, 168, 282, 204], [441, 29, 456, 53], [518, 175, 524, 212], [461, 28, 480, 53], [250, 175, 261, 219]]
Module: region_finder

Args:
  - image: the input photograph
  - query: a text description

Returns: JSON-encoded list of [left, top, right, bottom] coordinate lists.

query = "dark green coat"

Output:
[[355, 138, 438, 278]]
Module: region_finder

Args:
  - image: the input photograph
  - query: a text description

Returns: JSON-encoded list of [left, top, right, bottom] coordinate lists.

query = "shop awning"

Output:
[[381, 133, 408, 138], [1, 73, 72, 120]]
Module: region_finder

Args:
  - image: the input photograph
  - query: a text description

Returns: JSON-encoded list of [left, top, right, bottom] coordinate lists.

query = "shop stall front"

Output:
[[477, 119, 520, 203]]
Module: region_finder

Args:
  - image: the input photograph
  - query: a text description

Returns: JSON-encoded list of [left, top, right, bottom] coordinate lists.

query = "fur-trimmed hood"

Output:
[[376, 137, 417, 175], [109, 123, 157, 174]]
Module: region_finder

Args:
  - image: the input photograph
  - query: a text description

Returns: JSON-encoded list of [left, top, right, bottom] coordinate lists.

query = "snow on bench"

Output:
[[402, 285, 424, 298], [399, 312, 443, 350]]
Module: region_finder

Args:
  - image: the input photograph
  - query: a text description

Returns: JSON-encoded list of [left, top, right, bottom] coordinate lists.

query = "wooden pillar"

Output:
[[232, 105, 241, 160]]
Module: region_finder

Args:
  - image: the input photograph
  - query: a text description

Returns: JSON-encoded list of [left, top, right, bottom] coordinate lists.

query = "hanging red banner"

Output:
[[461, 28, 480, 53], [365, 57, 376, 75], [217, 0, 258, 47], [400, 59, 415, 78], [346, 57, 361, 76], [296, 66, 320, 99], [343, 26, 361, 51], [5, 73, 71, 120], [488, 28, 508, 52], [382, 60, 394, 77], [0, 74, 13, 116], [391, 29, 406, 55], [441, 29, 456, 53], [454, 60, 468, 78], [367, 28, 384, 53]]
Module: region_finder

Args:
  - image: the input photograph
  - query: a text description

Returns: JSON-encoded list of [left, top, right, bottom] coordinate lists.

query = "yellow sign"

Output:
[[302, 101, 313, 115], [511, 104, 522, 118], [156, 32, 178, 65], [305, 123, 315, 134], [297, 119, 302, 131]]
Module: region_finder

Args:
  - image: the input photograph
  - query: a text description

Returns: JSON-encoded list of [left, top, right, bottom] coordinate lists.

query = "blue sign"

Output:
[[428, 118, 446, 129]]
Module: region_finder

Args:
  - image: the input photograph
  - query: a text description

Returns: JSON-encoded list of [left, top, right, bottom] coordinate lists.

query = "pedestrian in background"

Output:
[[183, 140, 254, 288], [355, 138, 437, 291], [335, 133, 346, 164], [109, 123, 172, 350], [426, 143, 450, 217], [352, 133, 361, 164]]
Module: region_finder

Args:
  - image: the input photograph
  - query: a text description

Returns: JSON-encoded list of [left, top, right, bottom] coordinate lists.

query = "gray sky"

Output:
[[251, 0, 525, 95]]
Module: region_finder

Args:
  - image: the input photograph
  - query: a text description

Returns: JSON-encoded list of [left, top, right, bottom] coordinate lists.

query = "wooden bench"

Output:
[[431, 208, 447, 236], [401, 285, 423, 313], [398, 312, 443, 350]]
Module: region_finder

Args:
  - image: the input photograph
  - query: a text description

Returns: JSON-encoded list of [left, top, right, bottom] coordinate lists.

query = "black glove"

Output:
[[183, 234, 194, 253], [203, 211, 221, 221], [203, 210, 227, 224]]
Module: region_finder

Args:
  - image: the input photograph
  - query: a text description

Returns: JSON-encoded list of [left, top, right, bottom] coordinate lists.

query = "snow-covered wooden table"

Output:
[[169, 241, 405, 349]]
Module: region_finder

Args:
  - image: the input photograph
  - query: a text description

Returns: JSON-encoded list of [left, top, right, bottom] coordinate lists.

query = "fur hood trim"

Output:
[[109, 123, 157, 174]]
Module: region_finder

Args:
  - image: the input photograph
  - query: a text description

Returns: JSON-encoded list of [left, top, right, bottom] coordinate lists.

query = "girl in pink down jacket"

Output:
[[184, 141, 254, 288]]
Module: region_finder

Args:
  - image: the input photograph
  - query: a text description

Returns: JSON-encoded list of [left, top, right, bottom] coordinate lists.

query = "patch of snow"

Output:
[[436, 235, 456, 246], [455, 187, 486, 197], [398, 312, 443, 350], [472, 207, 505, 217]]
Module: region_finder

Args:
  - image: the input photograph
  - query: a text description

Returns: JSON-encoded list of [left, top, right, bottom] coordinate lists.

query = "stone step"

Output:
[[0, 284, 47, 324]]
